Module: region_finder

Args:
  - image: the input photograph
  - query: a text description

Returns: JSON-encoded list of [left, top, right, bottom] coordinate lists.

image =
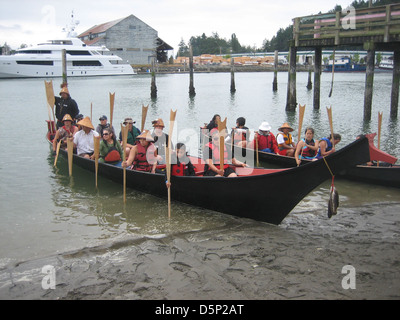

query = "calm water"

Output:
[[0, 71, 399, 266]]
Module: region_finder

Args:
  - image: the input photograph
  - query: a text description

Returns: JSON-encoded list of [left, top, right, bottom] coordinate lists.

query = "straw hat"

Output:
[[77, 116, 94, 130], [59, 87, 70, 96], [259, 122, 272, 132], [136, 130, 154, 142], [278, 122, 294, 132], [62, 114, 73, 122], [152, 118, 165, 128]]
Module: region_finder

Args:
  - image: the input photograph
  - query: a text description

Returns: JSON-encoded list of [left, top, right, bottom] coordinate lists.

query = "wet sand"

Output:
[[0, 203, 399, 300]]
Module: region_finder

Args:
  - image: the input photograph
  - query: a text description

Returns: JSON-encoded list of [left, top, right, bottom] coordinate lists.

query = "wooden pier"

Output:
[[287, 3, 400, 119]]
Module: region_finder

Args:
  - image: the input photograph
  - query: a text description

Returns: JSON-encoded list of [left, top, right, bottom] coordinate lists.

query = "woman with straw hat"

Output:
[[276, 122, 296, 157], [73, 117, 99, 159], [52, 114, 79, 153]]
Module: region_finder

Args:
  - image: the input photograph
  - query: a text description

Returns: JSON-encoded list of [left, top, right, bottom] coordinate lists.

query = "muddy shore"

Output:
[[0, 202, 399, 301]]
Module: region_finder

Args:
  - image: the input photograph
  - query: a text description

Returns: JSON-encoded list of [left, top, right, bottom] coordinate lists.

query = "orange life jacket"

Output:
[[133, 143, 156, 171]]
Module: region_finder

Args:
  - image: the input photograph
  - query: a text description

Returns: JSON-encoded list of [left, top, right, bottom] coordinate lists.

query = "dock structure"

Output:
[[287, 3, 400, 120]]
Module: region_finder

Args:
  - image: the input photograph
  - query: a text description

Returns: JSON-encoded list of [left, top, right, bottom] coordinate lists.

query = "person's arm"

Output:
[[295, 140, 304, 165], [123, 146, 137, 168]]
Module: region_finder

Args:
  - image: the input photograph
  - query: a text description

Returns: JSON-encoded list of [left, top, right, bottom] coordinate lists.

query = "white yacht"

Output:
[[0, 15, 136, 78]]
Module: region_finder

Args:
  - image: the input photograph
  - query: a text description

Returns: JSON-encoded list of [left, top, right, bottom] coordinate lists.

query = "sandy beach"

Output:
[[0, 202, 399, 302]]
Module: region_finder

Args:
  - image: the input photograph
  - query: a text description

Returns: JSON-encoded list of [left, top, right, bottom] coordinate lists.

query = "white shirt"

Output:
[[73, 130, 99, 156]]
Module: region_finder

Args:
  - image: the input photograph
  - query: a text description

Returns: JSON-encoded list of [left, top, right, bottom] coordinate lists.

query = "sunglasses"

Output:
[[103, 133, 110, 136]]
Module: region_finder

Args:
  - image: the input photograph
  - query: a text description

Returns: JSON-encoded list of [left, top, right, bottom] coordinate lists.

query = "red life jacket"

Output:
[[62, 125, 76, 136], [258, 133, 275, 150], [301, 138, 316, 158], [207, 142, 229, 169], [233, 128, 247, 145], [133, 143, 156, 172], [172, 163, 188, 176]]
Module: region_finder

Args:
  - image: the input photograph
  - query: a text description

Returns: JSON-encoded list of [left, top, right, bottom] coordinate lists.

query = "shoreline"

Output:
[[1, 202, 399, 300]]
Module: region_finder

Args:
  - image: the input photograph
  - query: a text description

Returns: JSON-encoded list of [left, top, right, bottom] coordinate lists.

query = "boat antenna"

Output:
[[63, 10, 80, 38]]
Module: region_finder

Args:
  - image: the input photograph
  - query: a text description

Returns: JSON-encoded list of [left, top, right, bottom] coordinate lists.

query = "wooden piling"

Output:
[[61, 49, 67, 85], [230, 57, 236, 93], [286, 45, 297, 111], [363, 47, 375, 121], [189, 45, 196, 96], [314, 47, 322, 110], [391, 50, 400, 119], [151, 57, 157, 98], [306, 69, 312, 90], [273, 50, 278, 91]]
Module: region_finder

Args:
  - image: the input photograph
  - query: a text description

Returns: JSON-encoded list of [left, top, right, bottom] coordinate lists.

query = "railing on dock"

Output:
[[293, 3, 400, 47]]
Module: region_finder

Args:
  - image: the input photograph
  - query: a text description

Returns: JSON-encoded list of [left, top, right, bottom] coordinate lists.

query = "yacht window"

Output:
[[72, 60, 102, 66], [18, 50, 52, 54], [67, 50, 91, 56], [16, 61, 54, 65]]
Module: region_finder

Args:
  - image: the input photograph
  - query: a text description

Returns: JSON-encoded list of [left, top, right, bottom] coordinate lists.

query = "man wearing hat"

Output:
[[251, 121, 279, 154], [54, 86, 80, 129], [52, 114, 78, 152], [96, 115, 115, 139], [73, 117, 100, 159], [276, 122, 296, 157], [119, 117, 141, 155]]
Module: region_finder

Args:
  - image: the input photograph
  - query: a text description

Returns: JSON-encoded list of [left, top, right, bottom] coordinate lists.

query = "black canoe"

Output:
[[227, 134, 400, 188], [47, 122, 370, 225]]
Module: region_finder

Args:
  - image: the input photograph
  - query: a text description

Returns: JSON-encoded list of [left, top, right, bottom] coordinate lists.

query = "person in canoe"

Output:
[[52, 114, 79, 153], [276, 122, 296, 157], [151, 118, 173, 166], [249, 122, 279, 154], [203, 128, 247, 177], [96, 115, 115, 140], [295, 127, 319, 165], [230, 117, 250, 148], [166, 143, 196, 188], [119, 117, 141, 156], [316, 133, 341, 159], [99, 127, 123, 164], [122, 130, 157, 173], [55, 85, 80, 129], [73, 117, 100, 159]]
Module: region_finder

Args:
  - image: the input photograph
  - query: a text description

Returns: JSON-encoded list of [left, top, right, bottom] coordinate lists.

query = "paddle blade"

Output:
[[120, 123, 129, 161], [298, 104, 306, 143], [44, 80, 55, 108], [109, 92, 115, 128], [141, 104, 149, 132], [328, 186, 339, 218], [67, 138, 73, 176]]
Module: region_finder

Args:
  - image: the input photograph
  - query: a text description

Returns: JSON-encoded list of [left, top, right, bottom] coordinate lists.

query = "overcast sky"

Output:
[[1, 0, 353, 51]]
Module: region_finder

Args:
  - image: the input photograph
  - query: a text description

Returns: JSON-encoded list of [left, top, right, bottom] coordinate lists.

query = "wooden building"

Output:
[[78, 15, 173, 65]]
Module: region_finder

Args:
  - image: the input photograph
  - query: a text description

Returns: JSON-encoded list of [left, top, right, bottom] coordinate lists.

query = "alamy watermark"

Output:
[[342, 6, 356, 30], [341, 265, 356, 290], [42, 265, 56, 290]]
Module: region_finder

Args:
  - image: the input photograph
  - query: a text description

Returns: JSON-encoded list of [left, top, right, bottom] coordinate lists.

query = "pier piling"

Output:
[[363, 47, 375, 121], [189, 45, 196, 97], [151, 58, 157, 98], [391, 50, 400, 119], [273, 50, 278, 91], [230, 57, 236, 93], [286, 45, 297, 111], [313, 47, 322, 110]]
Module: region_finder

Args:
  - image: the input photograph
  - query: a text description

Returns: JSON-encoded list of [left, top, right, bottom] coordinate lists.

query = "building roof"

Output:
[[78, 17, 126, 38]]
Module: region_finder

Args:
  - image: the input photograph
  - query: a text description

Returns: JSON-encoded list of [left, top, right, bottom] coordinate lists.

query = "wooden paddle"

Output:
[[44, 80, 56, 133], [94, 135, 100, 187], [109, 92, 115, 129], [377, 111, 383, 167], [141, 104, 149, 132], [255, 130, 259, 167], [297, 104, 306, 166], [217, 117, 228, 173], [166, 109, 177, 219], [121, 123, 129, 203], [67, 137, 73, 176], [327, 106, 335, 149], [54, 140, 62, 167]]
